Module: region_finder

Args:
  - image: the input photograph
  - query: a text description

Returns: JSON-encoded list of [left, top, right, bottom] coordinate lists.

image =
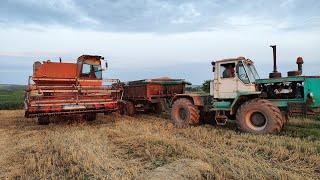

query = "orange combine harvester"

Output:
[[24, 55, 123, 125]]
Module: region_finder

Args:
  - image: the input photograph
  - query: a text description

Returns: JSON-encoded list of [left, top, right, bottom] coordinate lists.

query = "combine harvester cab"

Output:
[[25, 55, 123, 125]]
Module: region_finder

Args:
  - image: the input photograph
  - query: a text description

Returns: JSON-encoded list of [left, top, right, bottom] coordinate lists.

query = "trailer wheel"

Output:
[[125, 101, 135, 116], [236, 99, 283, 134], [153, 102, 164, 114], [38, 116, 50, 125], [171, 98, 200, 128], [85, 113, 96, 121]]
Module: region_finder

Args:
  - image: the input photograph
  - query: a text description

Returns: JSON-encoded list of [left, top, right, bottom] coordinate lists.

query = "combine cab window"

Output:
[[82, 64, 91, 76], [237, 62, 250, 84], [81, 64, 102, 79], [93, 65, 102, 79]]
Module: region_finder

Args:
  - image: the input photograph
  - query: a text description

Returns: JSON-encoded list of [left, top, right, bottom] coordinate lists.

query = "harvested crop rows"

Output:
[[0, 110, 319, 179]]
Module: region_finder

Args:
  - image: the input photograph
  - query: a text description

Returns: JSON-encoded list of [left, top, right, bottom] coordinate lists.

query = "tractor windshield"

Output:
[[247, 64, 260, 81], [242, 61, 260, 83]]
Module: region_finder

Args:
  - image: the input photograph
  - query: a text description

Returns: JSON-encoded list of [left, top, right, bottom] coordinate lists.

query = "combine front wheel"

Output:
[[38, 116, 50, 125], [124, 101, 135, 116], [171, 98, 200, 128], [85, 113, 96, 121], [236, 99, 283, 134]]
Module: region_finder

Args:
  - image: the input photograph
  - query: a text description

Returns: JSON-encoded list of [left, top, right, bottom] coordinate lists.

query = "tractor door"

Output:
[[235, 61, 257, 94], [214, 62, 237, 99]]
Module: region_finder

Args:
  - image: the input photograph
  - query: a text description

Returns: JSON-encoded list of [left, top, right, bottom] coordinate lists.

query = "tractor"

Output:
[[171, 45, 320, 134], [25, 55, 123, 125]]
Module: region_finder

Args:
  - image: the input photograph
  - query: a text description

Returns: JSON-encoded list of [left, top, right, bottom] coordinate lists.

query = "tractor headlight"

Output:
[[307, 92, 315, 104]]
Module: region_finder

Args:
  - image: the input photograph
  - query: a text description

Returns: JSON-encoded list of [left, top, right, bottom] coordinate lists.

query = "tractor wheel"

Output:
[[236, 99, 283, 134], [124, 101, 135, 116], [171, 98, 200, 128], [85, 113, 96, 121], [38, 116, 50, 125]]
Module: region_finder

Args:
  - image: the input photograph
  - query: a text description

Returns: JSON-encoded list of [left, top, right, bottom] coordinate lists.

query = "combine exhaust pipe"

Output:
[[269, 45, 282, 78]]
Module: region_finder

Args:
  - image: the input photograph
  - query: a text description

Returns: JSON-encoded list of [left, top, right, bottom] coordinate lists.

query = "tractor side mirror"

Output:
[[211, 61, 215, 72]]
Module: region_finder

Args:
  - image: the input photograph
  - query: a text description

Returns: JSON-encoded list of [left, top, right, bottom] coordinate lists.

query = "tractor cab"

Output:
[[211, 57, 260, 99]]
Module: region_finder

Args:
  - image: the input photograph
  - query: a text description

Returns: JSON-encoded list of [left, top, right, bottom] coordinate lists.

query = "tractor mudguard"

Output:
[[172, 94, 211, 107]]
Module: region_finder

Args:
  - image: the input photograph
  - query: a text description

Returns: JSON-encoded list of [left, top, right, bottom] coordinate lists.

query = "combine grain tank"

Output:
[[25, 55, 123, 125], [122, 78, 190, 115]]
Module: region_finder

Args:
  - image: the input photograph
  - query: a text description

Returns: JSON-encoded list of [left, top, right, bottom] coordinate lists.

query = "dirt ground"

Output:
[[0, 110, 319, 179]]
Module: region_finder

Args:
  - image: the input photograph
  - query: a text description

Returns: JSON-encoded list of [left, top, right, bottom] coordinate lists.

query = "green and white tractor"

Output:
[[171, 45, 320, 134]]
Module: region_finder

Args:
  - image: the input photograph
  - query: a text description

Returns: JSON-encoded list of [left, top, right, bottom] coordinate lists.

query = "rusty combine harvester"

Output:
[[25, 55, 122, 125], [122, 78, 189, 115]]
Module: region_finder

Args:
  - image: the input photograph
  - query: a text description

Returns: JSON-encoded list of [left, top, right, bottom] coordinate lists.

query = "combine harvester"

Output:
[[171, 45, 320, 134], [24, 55, 123, 125]]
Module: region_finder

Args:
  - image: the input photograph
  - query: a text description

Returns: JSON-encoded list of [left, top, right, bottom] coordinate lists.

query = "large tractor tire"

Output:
[[171, 98, 200, 128], [236, 99, 284, 134], [38, 116, 50, 125]]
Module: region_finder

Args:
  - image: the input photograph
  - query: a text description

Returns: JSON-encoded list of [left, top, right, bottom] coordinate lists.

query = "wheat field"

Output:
[[0, 110, 319, 179]]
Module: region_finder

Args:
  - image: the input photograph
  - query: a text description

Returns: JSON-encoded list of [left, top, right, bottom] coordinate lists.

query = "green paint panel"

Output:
[[256, 76, 305, 84], [304, 77, 320, 108], [214, 101, 232, 109], [257, 76, 320, 108], [268, 99, 304, 107]]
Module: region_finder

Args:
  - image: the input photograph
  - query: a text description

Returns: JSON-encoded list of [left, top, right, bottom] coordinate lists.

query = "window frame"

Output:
[[80, 63, 102, 79], [236, 61, 251, 84], [220, 63, 236, 79]]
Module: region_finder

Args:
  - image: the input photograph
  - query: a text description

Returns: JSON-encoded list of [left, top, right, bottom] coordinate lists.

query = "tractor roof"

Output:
[[212, 57, 253, 64]]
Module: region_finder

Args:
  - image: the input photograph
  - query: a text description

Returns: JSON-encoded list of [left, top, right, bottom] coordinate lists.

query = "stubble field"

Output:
[[0, 110, 319, 179]]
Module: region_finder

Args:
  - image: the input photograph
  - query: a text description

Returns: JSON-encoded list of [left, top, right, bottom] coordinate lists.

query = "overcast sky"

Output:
[[0, 0, 319, 85]]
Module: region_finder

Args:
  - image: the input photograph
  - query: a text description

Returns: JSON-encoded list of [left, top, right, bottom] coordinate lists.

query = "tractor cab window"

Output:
[[220, 63, 235, 78], [81, 63, 102, 79], [237, 62, 250, 84]]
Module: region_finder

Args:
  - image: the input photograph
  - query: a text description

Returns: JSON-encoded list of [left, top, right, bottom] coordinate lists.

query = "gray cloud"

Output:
[[1, 0, 319, 32]]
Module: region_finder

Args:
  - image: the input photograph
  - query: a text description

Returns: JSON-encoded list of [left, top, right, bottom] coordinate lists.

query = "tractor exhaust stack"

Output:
[[269, 45, 282, 78]]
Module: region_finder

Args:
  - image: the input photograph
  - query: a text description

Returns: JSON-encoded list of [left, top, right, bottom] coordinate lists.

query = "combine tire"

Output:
[[85, 113, 96, 121], [236, 99, 283, 134], [171, 98, 200, 128], [38, 116, 50, 125], [124, 101, 135, 116]]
